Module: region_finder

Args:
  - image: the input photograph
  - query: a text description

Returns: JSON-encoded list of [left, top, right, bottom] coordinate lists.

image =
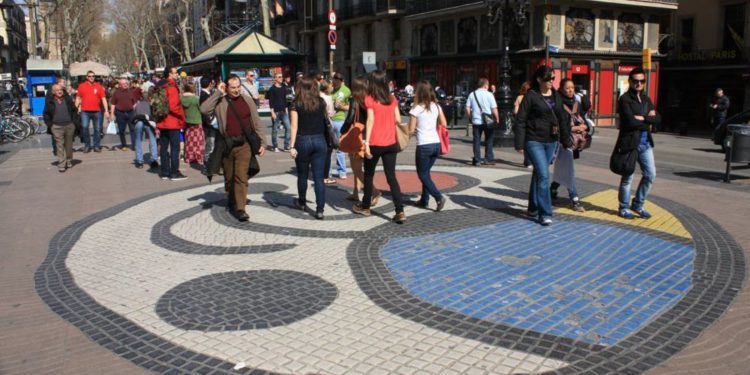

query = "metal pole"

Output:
[[492, 1, 515, 148], [328, 0, 334, 77]]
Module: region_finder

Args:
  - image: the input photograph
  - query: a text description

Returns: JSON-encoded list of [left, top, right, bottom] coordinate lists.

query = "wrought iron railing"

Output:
[[408, 0, 480, 14]]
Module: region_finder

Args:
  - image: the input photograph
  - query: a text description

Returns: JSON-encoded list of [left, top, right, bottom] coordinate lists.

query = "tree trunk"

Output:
[[261, 0, 271, 36], [200, 2, 214, 47], [179, 0, 192, 62]]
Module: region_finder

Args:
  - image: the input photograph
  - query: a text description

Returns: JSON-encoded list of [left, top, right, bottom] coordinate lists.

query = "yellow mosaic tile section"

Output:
[[557, 189, 692, 240]]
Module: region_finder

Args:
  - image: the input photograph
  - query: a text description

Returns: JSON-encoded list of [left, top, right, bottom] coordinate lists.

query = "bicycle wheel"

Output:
[[8, 118, 31, 141]]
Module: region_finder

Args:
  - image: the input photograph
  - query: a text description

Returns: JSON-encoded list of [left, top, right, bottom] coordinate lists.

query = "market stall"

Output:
[[181, 30, 303, 115]]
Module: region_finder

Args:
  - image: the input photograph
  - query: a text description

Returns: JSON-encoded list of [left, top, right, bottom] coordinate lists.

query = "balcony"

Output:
[[377, 0, 407, 13], [408, 0, 480, 15]]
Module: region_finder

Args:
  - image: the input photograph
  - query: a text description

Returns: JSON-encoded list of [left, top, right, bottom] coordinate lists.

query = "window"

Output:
[[365, 24, 373, 51], [723, 3, 746, 52], [680, 18, 694, 53]]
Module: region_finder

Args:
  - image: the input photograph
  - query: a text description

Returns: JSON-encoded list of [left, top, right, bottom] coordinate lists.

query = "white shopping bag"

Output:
[[106, 120, 118, 135]]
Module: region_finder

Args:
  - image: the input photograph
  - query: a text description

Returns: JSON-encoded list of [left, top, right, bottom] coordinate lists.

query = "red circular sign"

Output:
[[328, 30, 337, 45], [328, 10, 337, 25]]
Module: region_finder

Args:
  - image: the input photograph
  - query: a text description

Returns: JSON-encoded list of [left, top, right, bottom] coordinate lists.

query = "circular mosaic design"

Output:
[[33, 168, 744, 375], [156, 270, 338, 331]]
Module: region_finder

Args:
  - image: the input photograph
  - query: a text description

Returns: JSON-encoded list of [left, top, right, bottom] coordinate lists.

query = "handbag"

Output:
[[473, 91, 497, 128], [563, 102, 592, 151], [226, 97, 262, 155], [106, 120, 118, 135], [396, 122, 410, 151], [339, 103, 365, 157], [609, 146, 638, 176], [436, 105, 450, 155]]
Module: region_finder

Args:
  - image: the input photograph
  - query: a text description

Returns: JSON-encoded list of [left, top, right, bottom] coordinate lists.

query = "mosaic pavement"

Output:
[[35, 166, 744, 374]]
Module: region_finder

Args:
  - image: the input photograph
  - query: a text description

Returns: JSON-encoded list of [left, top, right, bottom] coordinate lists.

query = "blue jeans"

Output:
[[294, 134, 328, 212], [472, 124, 494, 163], [331, 119, 347, 177], [272, 110, 290, 149], [115, 110, 135, 148], [80, 111, 102, 149], [619, 144, 656, 210], [415, 143, 443, 205], [159, 129, 181, 177], [526, 140, 558, 219], [134, 121, 158, 164]]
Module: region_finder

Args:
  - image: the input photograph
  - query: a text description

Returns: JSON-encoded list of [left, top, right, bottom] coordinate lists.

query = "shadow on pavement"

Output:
[[692, 148, 724, 154], [674, 170, 750, 182]]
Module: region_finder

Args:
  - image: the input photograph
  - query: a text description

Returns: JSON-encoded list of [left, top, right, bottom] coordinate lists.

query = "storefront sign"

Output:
[[571, 64, 589, 74], [676, 49, 739, 62], [618, 65, 638, 74]]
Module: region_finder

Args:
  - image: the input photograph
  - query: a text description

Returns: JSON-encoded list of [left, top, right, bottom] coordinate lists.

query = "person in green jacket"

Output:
[[181, 83, 205, 165], [331, 72, 351, 179]]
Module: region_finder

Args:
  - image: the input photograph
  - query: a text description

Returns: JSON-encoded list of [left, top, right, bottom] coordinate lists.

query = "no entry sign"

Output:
[[328, 30, 338, 45]]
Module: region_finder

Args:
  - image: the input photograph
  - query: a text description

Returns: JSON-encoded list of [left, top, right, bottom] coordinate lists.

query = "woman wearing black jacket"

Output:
[[514, 66, 572, 226]]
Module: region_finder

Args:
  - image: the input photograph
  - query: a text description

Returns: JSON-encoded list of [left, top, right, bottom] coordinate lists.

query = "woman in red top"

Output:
[[353, 70, 405, 224]]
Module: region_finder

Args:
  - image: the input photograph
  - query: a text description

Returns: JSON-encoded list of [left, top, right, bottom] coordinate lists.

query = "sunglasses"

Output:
[[87, 75, 95, 78], [631, 79, 646, 84], [543, 76, 555, 82]]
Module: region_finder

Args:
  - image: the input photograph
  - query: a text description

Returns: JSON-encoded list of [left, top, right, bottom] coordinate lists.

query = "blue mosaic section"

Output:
[[381, 219, 695, 346]]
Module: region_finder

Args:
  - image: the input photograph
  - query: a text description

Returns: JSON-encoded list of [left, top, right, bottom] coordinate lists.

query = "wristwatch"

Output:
[[363, 140, 369, 146]]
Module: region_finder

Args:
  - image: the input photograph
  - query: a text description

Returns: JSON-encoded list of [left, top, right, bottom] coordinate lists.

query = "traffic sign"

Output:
[[328, 9, 337, 25], [328, 30, 338, 45], [642, 48, 652, 70]]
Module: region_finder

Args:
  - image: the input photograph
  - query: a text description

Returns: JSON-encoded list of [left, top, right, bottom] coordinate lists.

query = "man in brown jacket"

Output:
[[200, 75, 266, 221]]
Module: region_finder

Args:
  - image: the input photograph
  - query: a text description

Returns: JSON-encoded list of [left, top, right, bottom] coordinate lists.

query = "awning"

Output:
[[183, 30, 302, 68], [70, 61, 111, 76], [26, 59, 63, 71]]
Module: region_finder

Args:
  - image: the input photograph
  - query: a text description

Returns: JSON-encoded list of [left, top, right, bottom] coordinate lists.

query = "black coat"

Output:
[[712, 95, 730, 119], [199, 89, 212, 128], [43, 93, 81, 134], [514, 89, 572, 150], [616, 89, 660, 150]]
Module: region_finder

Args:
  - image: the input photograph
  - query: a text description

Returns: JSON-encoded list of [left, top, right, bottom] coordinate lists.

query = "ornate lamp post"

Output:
[[484, 0, 530, 147]]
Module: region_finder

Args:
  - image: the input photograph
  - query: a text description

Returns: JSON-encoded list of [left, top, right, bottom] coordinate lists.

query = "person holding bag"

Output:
[[339, 77, 381, 204], [408, 80, 448, 211], [514, 66, 572, 226], [289, 77, 329, 220], [465, 78, 499, 166], [550, 78, 587, 212], [352, 70, 405, 224], [200, 75, 266, 222], [614, 67, 660, 220]]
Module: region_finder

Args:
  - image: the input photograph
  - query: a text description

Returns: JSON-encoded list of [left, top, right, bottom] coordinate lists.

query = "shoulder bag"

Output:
[[338, 102, 365, 157], [473, 91, 497, 128], [609, 145, 638, 176], [563, 102, 592, 151], [436, 104, 451, 155]]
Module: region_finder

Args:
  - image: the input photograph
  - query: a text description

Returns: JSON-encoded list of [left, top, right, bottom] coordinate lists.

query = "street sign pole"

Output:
[[328, 0, 334, 77], [642, 48, 652, 95]]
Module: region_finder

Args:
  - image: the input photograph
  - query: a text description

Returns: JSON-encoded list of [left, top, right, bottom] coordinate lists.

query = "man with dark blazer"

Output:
[[616, 67, 661, 220], [199, 76, 216, 166], [43, 84, 81, 172]]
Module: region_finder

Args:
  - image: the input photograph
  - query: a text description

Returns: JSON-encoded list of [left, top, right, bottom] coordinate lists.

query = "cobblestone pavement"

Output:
[[2, 127, 750, 374]]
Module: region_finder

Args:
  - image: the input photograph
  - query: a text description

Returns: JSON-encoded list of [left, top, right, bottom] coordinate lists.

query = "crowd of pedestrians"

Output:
[[41, 65, 659, 226]]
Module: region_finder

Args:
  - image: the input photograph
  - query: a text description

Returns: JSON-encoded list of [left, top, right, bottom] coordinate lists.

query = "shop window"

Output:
[[439, 20, 455, 54], [420, 23, 438, 56], [617, 13, 644, 52], [479, 15, 500, 51], [457, 17, 477, 54], [680, 18, 694, 53], [723, 3, 746, 52], [564, 8, 595, 50]]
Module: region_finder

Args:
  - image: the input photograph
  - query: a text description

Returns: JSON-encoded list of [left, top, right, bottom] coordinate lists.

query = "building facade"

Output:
[[659, 0, 750, 133], [0, 0, 29, 79], [272, 0, 676, 125]]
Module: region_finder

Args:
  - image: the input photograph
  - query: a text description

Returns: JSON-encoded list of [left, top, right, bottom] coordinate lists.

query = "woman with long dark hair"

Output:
[[340, 77, 381, 204], [352, 70, 406, 224], [550, 78, 587, 212], [408, 80, 447, 211], [289, 77, 329, 220], [514, 66, 572, 226]]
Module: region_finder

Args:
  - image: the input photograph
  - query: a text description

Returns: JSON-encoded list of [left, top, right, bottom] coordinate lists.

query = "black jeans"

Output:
[[363, 143, 403, 213], [115, 110, 135, 148], [159, 129, 181, 177], [295, 134, 328, 212]]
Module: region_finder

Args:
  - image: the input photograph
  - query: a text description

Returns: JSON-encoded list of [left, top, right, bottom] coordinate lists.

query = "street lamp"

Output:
[[484, 0, 530, 147]]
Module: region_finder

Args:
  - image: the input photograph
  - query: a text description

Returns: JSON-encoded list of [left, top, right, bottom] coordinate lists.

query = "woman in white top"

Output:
[[408, 81, 448, 211]]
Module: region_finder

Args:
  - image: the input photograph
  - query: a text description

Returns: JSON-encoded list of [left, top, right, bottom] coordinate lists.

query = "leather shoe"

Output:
[[236, 211, 249, 222]]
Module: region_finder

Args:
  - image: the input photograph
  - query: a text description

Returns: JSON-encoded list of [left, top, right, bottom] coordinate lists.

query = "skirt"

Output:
[[184, 124, 205, 164]]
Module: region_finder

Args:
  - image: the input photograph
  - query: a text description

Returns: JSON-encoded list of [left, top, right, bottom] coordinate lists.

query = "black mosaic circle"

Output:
[[156, 270, 338, 331]]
